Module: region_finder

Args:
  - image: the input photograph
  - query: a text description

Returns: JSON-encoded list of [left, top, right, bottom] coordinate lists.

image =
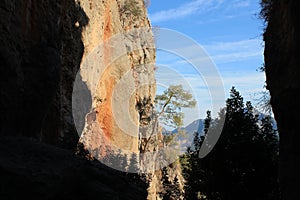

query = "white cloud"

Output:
[[211, 51, 262, 64], [204, 39, 262, 51], [232, 0, 251, 8], [149, 0, 224, 23], [157, 39, 263, 66], [154, 39, 264, 120], [203, 39, 264, 64], [149, 0, 255, 23]]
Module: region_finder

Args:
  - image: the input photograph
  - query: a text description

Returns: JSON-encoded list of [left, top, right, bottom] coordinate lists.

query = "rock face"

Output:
[[0, 0, 152, 198], [76, 0, 156, 153], [0, 0, 87, 148], [0, 0, 183, 199], [263, 0, 300, 199], [0, 0, 156, 150]]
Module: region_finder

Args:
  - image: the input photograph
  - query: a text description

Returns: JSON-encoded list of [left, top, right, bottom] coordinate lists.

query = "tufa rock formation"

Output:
[[263, 0, 300, 199]]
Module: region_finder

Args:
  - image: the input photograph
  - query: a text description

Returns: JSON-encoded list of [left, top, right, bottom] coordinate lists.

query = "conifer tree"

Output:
[[181, 87, 280, 200]]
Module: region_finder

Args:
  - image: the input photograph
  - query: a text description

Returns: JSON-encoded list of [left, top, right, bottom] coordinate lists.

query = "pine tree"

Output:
[[181, 87, 280, 200], [160, 167, 182, 200]]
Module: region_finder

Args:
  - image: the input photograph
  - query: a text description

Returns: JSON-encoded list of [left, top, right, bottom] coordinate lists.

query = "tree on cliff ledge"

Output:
[[140, 85, 196, 152]]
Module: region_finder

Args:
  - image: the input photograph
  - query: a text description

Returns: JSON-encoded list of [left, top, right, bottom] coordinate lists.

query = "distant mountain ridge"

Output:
[[183, 119, 205, 134], [163, 111, 277, 136], [162, 112, 277, 153], [169, 119, 205, 135]]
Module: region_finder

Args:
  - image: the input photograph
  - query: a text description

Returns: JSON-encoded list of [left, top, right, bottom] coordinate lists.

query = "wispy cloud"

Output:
[[161, 39, 263, 66], [149, 0, 224, 23], [149, 0, 253, 23], [204, 39, 262, 51], [210, 51, 262, 64], [232, 0, 251, 8], [154, 39, 265, 119], [203, 39, 263, 64]]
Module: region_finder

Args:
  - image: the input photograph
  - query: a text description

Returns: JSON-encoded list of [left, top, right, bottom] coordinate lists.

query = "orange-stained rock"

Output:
[[78, 0, 156, 154]]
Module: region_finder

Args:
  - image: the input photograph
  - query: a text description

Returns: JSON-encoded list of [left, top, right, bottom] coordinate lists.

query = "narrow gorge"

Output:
[[0, 0, 183, 199]]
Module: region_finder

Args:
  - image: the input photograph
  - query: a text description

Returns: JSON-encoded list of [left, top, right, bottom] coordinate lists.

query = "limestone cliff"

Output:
[[76, 0, 156, 154], [263, 0, 300, 199], [0, 0, 148, 198], [72, 1, 185, 199], [0, 0, 156, 150]]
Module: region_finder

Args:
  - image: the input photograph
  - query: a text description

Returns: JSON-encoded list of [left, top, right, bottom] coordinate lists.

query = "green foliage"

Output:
[[121, 0, 142, 17], [140, 85, 196, 157], [181, 87, 280, 200], [163, 134, 175, 145], [160, 167, 183, 200], [155, 85, 197, 128]]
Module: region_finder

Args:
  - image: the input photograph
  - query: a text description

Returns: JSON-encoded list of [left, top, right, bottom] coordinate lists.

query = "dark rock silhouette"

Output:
[[263, 0, 300, 199], [0, 0, 88, 147], [0, 136, 147, 200]]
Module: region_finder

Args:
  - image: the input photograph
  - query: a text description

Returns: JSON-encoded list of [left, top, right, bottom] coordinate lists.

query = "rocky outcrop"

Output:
[[138, 99, 185, 200], [263, 0, 300, 199], [77, 0, 156, 153], [72, 1, 185, 199]]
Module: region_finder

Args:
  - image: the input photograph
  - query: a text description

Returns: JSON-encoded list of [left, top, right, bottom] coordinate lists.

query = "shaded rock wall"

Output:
[[0, 0, 87, 148], [0, 0, 181, 199], [0, 1, 151, 198], [0, 0, 156, 151], [263, 0, 300, 199], [0, 136, 147, 200]]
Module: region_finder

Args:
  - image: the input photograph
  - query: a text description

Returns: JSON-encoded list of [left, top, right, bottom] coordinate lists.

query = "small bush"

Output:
[[121, 0, 142, 17]]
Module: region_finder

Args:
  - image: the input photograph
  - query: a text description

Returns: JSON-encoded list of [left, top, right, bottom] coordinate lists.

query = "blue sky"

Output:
[[146, 0, 266, 126]]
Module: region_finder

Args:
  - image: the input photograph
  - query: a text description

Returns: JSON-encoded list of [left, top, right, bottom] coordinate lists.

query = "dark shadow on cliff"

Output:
[[72, 73, 92, 137], [0, 136, 147, 200], [0, 1, 148, 199], [0, 0, 89, 148]]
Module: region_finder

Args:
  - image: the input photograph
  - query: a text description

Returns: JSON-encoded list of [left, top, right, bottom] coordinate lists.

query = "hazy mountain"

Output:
[[162, 112, 277, 152], [164, 110, 277, 136], [169, 119, 205, 135], [184, 119, 205, 134]]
